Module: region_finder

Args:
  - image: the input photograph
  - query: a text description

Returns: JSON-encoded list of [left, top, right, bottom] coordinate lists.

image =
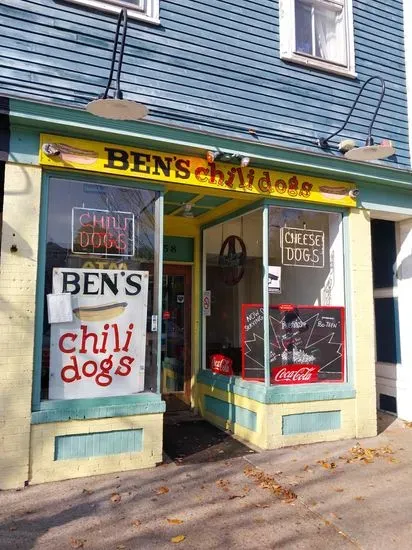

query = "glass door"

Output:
[[161, 265, 192, 408]]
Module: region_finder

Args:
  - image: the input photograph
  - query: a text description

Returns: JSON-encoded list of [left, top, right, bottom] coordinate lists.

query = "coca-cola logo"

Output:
[[271, 365, 320, 385], [210, 354, 234, 376]]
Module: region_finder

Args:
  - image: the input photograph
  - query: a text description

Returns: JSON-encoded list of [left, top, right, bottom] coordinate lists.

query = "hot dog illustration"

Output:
[[47, 142, 98, 165], [319, 185, 349, 201], [73, 302, 127, 321]]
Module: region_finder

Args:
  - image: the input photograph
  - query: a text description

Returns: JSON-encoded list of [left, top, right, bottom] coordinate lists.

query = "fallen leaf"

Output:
[[131, 520, 141, 528], [303, 465, 309, 471], [156, 486, 169, 495], [171, 535, 186, 543], [228, 494, 246, 500], [82, 488, 93, 495], [116, 546, 126, 550], [216, 479, 229, 489], [354, 496, 365, 501], [255, 503, 270, 508], [167, 518, 184, 524], [110, 493, 121, 503], [70, 538, 86, 549], [8, 526, 17, 531], [404, 421, 412, 428], [335, 488, 344, 492]]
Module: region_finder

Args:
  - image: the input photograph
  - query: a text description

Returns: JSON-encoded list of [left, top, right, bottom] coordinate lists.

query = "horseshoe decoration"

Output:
[[218, 235, 247, 285]]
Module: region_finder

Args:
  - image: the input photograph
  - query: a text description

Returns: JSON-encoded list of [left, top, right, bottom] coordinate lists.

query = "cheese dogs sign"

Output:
[[39, 134, 357, 207], [49, 268, 148, 399]]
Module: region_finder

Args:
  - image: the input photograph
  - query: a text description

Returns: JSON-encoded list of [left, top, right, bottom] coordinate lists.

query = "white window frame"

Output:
[[65, 0, 160, 24], [279, 0, 356, 78]]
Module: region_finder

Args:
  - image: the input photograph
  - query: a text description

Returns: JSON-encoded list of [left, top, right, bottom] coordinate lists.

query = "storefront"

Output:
[[1, 127, 379, 488]]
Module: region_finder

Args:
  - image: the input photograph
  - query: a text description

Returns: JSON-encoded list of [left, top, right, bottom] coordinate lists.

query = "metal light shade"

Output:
[[86, 9, 148, 121], [86, 98, 148, 120], [344, 142, 395, 161]]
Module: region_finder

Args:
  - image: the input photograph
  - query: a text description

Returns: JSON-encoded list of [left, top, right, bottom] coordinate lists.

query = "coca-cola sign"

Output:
[[210, 354, 234, 376], [271, 365, 320, 385]]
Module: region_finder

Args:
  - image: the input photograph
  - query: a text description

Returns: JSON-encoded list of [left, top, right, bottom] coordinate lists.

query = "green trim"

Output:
[[262, 205, 270, 388], [163, 236, 194, 262], [54, 428, 143, 460], [156, 193, 164, 394], [9, 125, 40, 164], [32, 174, 49, 410], [32, 394, 165, 424], [204, 395, 257, 431], [7, 98, 412, 190], [282, 410, 341, 435], [198, 370, 355, 404]]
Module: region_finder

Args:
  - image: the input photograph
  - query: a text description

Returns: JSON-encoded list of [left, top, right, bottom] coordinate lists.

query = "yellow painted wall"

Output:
[[0, 163, 41, 489], [30, 414, 163, 484]]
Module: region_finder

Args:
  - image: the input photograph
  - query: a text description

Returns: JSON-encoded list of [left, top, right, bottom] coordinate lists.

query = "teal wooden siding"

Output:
[[0, 0, 409, 168], [204, 395, 257, 431], [54, 429, 143, 460], [282, 411, 341, 435]]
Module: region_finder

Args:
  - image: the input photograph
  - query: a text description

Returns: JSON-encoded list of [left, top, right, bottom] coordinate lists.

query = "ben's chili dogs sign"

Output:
[[49, 268, 148, 399], [39, 134, 357, 207]]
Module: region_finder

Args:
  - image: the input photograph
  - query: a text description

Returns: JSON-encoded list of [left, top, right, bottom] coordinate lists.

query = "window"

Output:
[[202, 206, 346, 385], [279, 0, 355, 77], [65, 0, 160, 24], [40, 178, 161, 401]]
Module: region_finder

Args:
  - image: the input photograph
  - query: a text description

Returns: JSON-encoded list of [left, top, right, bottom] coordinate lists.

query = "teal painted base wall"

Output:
[[54, 429, 143, 460], [204, 395, 257, 432], [282, 411, 341, 435]]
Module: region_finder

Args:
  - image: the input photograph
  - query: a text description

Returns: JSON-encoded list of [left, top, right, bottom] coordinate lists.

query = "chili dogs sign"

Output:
[[39, 134, 357, 207], [72, 207, 135, 257], [49, 268, 148, 399]]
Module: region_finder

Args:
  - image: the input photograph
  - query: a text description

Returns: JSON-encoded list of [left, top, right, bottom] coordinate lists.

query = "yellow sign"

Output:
[[39, 134, 356, 207]]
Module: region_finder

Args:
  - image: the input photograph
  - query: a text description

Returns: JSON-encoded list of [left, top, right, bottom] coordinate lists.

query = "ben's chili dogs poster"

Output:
[[49, 268, 148, 399]]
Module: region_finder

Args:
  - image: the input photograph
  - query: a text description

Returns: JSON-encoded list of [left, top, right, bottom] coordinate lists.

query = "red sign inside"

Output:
[[271, 365, 320, 384], [210, 354, 234, 376]]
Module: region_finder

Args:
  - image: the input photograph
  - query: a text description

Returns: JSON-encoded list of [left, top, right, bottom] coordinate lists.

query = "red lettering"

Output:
[[59, 332, 77, 353], [224, 168, 237, 188], [115, 355, 134, 376], [82, 360, 98, 378], [80, 231, 89, 248], [287, 176, 299, 197], [95, 355, 114, 386], [258, 171, 272, 193], [300, 181, 313, 197], [275, 179, 287, 194], [210, 163, 225, 186], [195, 166, 209, 183], [79, 325, 99, 354], [122, 323, 134, 352], [61, 355, 81, 383], [79, 212, 92, 227]]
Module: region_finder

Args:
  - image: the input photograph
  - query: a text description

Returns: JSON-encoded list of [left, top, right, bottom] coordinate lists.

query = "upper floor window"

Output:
[[280, 0, 356, 77], [65, 0, 160, 24]]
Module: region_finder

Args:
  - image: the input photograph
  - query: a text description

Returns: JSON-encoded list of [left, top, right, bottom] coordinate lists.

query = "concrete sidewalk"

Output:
[[1, 412, 411, 550]]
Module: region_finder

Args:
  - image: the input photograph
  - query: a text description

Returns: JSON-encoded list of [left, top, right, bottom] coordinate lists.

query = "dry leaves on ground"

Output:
[[343, 443, 395, 464], [216, 479, 230, 491], [70, 538, 86, 549], [317, 460, 337, 469], [110, 493, 121, 503], [155, 486, 170, 495], [167, 518, 184, 524], [82, 488, 94, 496], [244, 466, 297, 503], [171, 535, 186, 543], [131, 520, 141, 528]]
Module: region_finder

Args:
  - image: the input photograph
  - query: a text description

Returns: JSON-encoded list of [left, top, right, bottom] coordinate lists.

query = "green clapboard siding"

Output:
[[163, 236, 194, 262], [282, 411, 341, 435], [54, 429, 143, 460], [204, 395, 257, 432]]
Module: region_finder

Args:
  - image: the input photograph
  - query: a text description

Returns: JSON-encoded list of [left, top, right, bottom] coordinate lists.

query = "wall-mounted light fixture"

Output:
[[317, 76, 395, 161], [86, 9, 148, 121], [206, 149, 250, 167], [182, 203, 194, 218]]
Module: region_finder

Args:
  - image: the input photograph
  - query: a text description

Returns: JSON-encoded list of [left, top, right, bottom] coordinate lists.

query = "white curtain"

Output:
[[316, 5, 347, 65]]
